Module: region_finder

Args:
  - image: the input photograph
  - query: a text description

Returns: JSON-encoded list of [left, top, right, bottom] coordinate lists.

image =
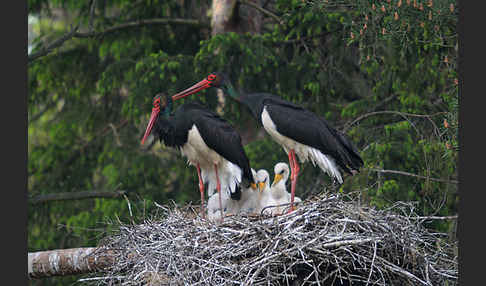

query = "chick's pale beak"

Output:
[[272, 174, 283, 187], [258, 182, 265, 192]]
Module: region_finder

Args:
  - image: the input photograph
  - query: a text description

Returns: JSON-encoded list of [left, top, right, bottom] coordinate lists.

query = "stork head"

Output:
[[271, 162, 290, 188], [140, 93, 172, 145], [171, 72, 228, 100], [256, 169, 270, 192]]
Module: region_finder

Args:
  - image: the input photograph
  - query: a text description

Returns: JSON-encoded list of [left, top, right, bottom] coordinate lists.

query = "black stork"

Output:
[[170, 72, 364, 213], [140, 93, 256, 221]]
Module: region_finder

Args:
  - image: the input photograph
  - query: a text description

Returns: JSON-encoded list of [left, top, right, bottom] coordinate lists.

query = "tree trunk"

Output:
[[211, 0, 262, 35], [28, 247, 114, 279], [211, 0, 265, 145]]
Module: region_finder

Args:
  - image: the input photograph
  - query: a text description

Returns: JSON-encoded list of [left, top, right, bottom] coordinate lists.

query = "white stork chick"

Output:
[[257, 168, 291, 216], [267, 162, 302, 215], [207, 187, 240, 222], [208, 169, 258, 221], [237, 169, 260, 215], [253, 169, 272, 215]]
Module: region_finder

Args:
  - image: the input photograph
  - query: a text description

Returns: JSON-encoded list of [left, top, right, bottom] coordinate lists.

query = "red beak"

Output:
[[141, 107, 160, 145], [171, 78, 211, 101]]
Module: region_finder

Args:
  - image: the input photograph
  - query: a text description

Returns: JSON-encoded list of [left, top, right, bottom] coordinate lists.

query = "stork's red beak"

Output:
[[141, 106, 160, 145], [171, 78, 211, 100]]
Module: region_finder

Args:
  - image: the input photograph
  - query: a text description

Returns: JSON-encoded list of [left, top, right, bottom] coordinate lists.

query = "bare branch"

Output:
[[28, 25, 80, 64], [28, 18, 208, 64], [29, 190, 128, 204], [343, 110, 448, 133], [368, 168, 458, 184], [74, 18, 208, 38], [413, 215, 458, 221], [238, 0, 283, 25]]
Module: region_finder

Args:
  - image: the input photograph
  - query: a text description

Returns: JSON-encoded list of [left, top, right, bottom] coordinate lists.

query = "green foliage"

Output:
[[28, 1, 457, 283]]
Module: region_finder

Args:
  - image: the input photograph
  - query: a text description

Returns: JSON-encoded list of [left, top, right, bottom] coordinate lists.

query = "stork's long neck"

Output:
[[224, 81, 242, 102], [222, 80, 261, 120]]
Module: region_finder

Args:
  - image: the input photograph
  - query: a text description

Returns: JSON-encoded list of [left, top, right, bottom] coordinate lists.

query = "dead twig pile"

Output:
[[87, 192, 458, 285]]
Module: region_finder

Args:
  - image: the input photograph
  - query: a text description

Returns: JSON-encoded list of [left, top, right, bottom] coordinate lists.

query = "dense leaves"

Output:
[[28, 0, 457, 284]]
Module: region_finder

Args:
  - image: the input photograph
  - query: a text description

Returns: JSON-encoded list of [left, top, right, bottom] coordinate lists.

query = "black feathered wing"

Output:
[[263, 98, 363, 174], [179, 104, 255, 187]]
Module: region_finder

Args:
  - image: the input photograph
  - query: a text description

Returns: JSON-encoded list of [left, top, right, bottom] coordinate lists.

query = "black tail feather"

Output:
[[335, 130, 364, 172]]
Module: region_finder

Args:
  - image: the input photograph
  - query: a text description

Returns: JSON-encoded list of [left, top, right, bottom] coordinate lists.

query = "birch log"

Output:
[[28, 247, 114, 279]]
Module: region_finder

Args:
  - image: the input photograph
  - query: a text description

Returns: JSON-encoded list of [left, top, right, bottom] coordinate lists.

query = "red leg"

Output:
[[288, 151, 294, 176], [287, 151, 295, 213], [288, 149, 300, 213], [196, 164, 205, 219], [214, 164, 224, 222]]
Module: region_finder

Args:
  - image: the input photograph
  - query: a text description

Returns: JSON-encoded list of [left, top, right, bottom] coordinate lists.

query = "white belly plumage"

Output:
[[179, 125, 242, 196], [261, 107, 343, 184], [207, 190, 240, 221]]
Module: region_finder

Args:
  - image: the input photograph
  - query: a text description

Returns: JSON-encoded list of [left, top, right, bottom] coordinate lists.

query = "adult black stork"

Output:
[[171, 72, 364, 212], [140, 93, 256, 221]]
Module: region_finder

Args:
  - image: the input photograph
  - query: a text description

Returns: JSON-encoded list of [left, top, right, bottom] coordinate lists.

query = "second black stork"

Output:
[[171, 72, 364, 213], [140, 93, 256, 221]]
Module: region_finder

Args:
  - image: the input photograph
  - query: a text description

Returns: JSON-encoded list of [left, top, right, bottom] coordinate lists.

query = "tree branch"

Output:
[[74, 18, 208, 38], [28, 101, 58, 124], [28, 25, 80, 64], [368, 168, 458, 184], [88, 0, 97, 32], [28, 247, 114, 279], [28, 18, 208, 64], [343, 110, 448, 133], [412, 215, 458, 221], [238, 0, 283, 25], [277, 30, 338, 45], [29, 190, 128, 204]]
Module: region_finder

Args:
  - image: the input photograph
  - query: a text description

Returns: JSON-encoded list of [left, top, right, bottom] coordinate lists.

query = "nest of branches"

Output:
[[88, 191, 458, 285]]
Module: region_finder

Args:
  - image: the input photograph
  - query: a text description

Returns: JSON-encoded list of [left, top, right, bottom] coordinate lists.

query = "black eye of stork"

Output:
[[153, 97, 161, 109], [208, 74, 217, 82]]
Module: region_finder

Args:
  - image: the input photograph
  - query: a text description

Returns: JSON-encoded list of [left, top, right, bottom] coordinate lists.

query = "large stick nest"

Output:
[[88, 191, 458, 285]]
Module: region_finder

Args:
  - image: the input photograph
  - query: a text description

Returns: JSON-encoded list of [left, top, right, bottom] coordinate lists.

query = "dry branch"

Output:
[[74, 18, 207, 38], [28, 18, 208, 64], [369, 168, 459, 184], [29, 190, 128, 204], [238, 0, 283, 25], [342, 110, 448, 132], [28, 25, 80, 63]]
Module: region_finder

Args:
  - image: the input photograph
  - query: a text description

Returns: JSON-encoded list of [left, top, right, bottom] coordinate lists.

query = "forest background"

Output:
[[27, 0, 458, 284]]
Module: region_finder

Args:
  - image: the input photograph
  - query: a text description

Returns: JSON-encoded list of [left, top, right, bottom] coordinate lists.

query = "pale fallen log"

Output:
[[28, 247, 114, 279]]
